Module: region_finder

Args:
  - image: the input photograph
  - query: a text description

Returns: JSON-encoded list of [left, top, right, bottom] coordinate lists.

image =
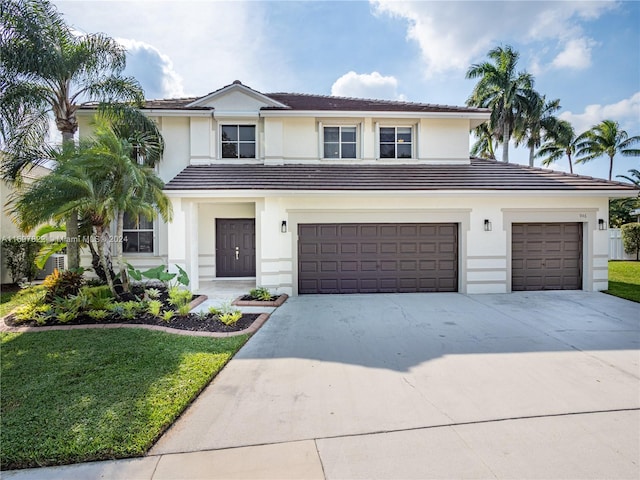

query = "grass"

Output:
[[0, 290, 19, 317], [605, 261, 640, 303], [1, 329, 248, 470]]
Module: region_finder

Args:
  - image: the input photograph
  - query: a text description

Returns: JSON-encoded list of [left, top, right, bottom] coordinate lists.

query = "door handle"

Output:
[[235, 247, 239, 260]]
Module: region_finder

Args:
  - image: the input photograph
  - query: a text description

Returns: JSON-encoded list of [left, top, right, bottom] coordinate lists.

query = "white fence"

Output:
[[609, 228, 634, 260]]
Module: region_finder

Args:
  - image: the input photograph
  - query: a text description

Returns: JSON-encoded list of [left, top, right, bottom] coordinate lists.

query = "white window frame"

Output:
[[378, 126, 414, 159], [122, 213, 155, 255], [220, 124, 257, 159], [322, 125, 358, 159]]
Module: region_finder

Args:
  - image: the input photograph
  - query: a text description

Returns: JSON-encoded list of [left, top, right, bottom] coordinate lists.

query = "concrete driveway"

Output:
[[150, 291, 639, 479]]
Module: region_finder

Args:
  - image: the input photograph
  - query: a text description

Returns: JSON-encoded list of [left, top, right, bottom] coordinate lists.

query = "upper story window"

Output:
[[221, 125, 256, 158], [380, 127, 412, 159], [323, 126, 357, 158], [123, 213, 154, 254]]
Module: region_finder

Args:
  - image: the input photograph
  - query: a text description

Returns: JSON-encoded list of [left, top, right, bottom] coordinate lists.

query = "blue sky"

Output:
[[54, 0, 639, 181]]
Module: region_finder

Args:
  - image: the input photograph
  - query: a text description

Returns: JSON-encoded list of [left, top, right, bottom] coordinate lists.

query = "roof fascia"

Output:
[[77, 108, 212, 118], [259, 110, 491, 120], [187, 83, 289, 109]]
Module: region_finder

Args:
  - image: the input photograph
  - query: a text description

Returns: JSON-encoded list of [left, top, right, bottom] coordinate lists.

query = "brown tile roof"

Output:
[[164, 159, 638, 192]]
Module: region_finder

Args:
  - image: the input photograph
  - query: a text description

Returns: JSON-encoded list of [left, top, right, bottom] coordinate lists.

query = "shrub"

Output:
[[161, 310, 175, 322], [87, 309, 109, 321], [147, 300, 162, 317], [81, 285, 113, 310], [621, 222, 640, 261], [218, 310, 242, 326], [145, 288, 161, 300], [177, 303, 191, 316], [56, 311, 78, 323], [168, 287, 192, 309], [1, 238, 40, 283], [43, 269, 84, 302], [249, 286, 273, 301]]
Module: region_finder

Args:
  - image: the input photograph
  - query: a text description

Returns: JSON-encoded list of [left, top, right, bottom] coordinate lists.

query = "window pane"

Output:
[[123, 213, 137, 229], [123, 232, 138, 252], [324, 127, 339, 142], [222, 143, 238, 158], [380, 144, 395, 158], [239, 143, 255, 158], [239, 125, 255, 141], [380, 127, 395, 143], [221, 125, 237, 141], [138, 216, 153, 229], [341, 127, 356, 142], [138, 232, 154, 253], [324, 142, 339, 158], [397, 127, 412, 143], [342, 143, 356, 158], [397, 144, 412, 158]]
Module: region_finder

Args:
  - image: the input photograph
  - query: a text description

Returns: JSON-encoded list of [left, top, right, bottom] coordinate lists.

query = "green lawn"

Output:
[[605, 261, 640, 303], [1, 329, 248, 470], [0, 290, 19, 317]]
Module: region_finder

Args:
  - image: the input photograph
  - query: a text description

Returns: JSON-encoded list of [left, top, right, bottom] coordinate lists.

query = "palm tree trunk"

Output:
[[608, 155, 614, 181], [567, 153, 573, 174], [502, 121, 510, 163], [528, 145, 534, 167], [116, 210, 129, 293], [95, 226, 116, 296], [61, 130, 80, 270]]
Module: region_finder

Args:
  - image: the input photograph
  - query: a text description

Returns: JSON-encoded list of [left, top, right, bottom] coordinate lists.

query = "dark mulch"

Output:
[[4, 312, 260, 333], [239, 294, 283, 302]]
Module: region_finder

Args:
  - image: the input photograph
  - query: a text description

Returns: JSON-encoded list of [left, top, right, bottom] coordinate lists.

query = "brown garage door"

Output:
[[512, 223, 582, 291], [298, 223, 457, 294]]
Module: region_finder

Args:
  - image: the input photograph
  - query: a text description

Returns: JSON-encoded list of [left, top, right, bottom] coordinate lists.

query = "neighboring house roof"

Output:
[[130, 81, 490, 114], [164, 159, 638, 192]]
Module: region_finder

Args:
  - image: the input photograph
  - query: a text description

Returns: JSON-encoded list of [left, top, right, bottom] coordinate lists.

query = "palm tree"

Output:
[[536, 120, 580, 174], [576, 120, 640, 181], [470, 123, 497, 160], [466, 45, 534, 163], [10, 121, 172, 296], [515, 93, 561, 167], [0, 0, 144, 269]]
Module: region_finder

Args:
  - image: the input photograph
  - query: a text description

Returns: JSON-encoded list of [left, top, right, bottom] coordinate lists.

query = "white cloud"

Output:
[[559, 92, 640, 133], [370, 0, 617, 76], [331, 71, 404, 100], [551, 37, 595, 70], [117, 39, 185, 99]]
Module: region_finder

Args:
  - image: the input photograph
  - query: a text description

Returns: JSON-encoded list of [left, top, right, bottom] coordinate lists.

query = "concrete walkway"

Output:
[[5, 291, 639, 479]]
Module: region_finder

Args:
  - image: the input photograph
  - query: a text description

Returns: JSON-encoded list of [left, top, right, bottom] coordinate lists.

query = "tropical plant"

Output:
[[470, 123, 497, 160], [621, 223, 640, 261], [466, 45, 535, 163], [515, 93, 561, 167], [249, 286, 273, 301], [42, 268, 84, 302], [0, 237, 40, 283], [218, 310, 242, 326], [147, 299, 162, 317], [536, 120, 580, 174], [0, 0, 145, 269], [576, 120, 640, 181]]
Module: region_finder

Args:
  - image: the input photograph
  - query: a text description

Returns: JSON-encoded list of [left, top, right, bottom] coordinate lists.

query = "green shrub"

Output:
[[249, 286, 273, 301], [208, 306, 221, 315], [621, 222, 640, 261], [80, 285, 113, 310], [168, 287, 192, 309], [43, 269, 84, 302], [13, 303, 50, 324], [120, 301, 143, 320], [177, 303, 191, 316], [145, 288, 161, 299], [87, 309, 109, 321], [56, 311, 78, 323], [162, 310, 175, 322], [147, 300, 162, 317], [1, 238, 40, 283], [218, 310, 242, 326]]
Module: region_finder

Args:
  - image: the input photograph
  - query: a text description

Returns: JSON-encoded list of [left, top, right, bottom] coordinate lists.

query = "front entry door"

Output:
[[216, 219, 256, 277]]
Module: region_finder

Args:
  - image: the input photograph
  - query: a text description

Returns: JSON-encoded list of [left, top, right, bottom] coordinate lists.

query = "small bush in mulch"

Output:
[[239, 286, 283, 302], [3, 283, 258, 333]]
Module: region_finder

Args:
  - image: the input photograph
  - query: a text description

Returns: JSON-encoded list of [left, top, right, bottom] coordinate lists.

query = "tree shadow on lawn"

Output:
[[0, 329, 247, 470]]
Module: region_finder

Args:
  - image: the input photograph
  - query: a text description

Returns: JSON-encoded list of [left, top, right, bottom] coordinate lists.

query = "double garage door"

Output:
[[298, 223, 457, 294]]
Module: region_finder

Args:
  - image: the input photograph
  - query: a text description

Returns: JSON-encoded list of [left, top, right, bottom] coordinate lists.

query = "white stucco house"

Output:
[[79, 81, 637, 295]]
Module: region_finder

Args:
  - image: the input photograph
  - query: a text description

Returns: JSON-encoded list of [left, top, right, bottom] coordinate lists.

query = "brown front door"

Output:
[[298, 223, 458, 294], [512, 222, 582, 291], [216, 219, 256, 277]]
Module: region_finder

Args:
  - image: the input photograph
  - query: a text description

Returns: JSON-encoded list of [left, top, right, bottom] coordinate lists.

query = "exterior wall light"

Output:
[[598, 219, 606, 230], [281, 220, 287, 233], [484, 219, 492, 232]]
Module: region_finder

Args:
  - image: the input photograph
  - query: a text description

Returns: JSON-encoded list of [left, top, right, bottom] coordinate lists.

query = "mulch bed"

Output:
[[4, 312, 260, 333]]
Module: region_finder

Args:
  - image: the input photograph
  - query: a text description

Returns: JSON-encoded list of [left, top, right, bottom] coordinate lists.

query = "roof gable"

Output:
[[186, 81, 288, 112]]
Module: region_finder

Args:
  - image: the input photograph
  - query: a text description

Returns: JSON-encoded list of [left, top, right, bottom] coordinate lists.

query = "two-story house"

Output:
[[79, 81, 637, 296]]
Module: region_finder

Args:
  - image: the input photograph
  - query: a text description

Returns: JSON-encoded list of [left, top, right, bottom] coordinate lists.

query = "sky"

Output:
[[53, 0, 640, 182]]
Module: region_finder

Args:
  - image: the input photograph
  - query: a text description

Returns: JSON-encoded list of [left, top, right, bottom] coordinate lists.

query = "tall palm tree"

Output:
[[466, 45, 534, 163], [515, 93, 561, 167], [536, 120, 580, 174], [0, 0, 144, 269], [576, 120, 640, 181], [10, 121, 172, 296], [470, 123, 497, 160]]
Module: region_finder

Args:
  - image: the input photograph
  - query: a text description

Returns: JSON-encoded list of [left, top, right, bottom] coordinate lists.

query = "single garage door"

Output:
[[512, 222, 582, 291], [298, 223, 457, 294]]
